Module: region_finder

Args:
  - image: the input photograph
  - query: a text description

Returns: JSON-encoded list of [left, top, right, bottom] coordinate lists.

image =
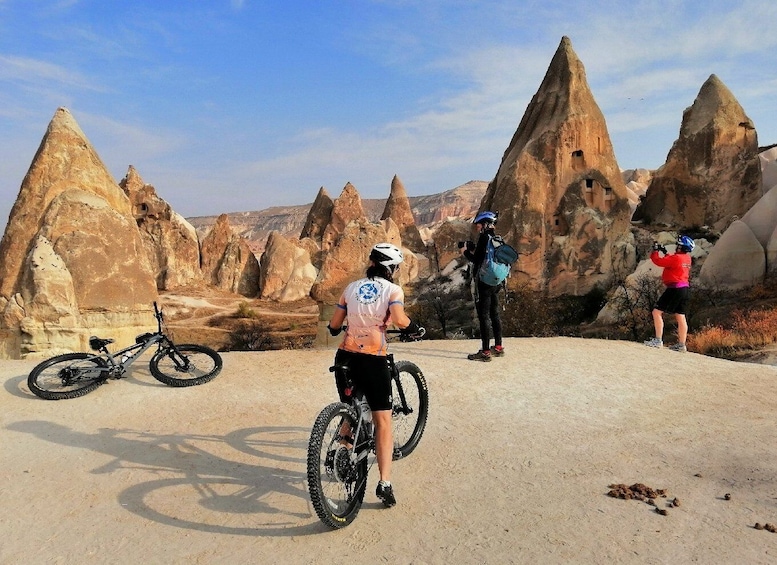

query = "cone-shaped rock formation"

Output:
[[200, 214, 260, 297], [300, 187, 334, 243], [633, 74, 761, 231], [480, 36, 635, 296], [0, 107, 158, 358], [381, 175, 425, 252]]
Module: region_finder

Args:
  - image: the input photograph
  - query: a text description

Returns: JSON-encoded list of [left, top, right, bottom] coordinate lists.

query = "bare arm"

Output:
[[389, 302, 411, 329]]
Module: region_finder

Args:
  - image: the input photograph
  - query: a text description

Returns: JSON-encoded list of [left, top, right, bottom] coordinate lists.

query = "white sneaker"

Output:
[[643, 337, 663, 348]]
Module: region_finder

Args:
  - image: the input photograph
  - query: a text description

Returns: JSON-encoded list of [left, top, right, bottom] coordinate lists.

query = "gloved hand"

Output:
[[327, 323, 342, 337], [400, 321, 426, 341]]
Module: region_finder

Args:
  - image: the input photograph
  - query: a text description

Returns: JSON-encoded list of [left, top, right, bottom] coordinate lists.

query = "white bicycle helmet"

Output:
[[369, 243, 404, 271]]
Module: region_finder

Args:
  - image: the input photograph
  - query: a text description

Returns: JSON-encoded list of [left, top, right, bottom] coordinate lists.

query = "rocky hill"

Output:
[[187, 180, 488, 254]]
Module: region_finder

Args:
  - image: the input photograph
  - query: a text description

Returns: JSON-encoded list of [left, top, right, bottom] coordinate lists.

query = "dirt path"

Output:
[[3, 337, 777, 564]]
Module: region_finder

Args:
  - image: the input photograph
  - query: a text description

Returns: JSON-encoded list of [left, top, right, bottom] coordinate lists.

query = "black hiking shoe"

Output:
[[490, 345, 505, 357], [467, 349, 492, 362], [376, 481, 396, 507]]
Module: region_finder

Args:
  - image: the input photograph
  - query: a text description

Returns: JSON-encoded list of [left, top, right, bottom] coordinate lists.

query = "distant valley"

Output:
[[187, 180, 488, 254]]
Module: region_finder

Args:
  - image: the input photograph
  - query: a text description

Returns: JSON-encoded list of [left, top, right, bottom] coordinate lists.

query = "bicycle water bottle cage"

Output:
[[89, 336, 114, 351], [135, 332, 154, 344]]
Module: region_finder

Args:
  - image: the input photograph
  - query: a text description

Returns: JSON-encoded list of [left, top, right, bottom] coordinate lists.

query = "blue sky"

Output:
[[1, 0, 775, 230]]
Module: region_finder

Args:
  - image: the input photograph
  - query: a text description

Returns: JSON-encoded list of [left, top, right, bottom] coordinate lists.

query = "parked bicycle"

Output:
[[306, 328, 429, 528], [27, 302, 222, 400]]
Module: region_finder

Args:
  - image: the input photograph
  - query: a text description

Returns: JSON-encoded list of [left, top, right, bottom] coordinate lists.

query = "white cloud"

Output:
[[0, 55, 105, 91]]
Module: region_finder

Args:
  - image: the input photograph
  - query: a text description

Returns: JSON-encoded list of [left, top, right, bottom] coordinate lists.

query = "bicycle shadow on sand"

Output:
[[6, 420, 332, 536], [5, 364, 201, 401]]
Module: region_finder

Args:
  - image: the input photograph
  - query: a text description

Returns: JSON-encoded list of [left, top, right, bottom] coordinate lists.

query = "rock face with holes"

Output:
[[120, 166, 202, 290], [633, 74, 762, 231], [479, 36, 635, 296], [0, 107, 158, 358]]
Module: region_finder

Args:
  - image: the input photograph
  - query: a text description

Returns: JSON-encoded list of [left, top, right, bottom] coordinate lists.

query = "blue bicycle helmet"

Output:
[[677, 235, 695, 252], [473, 211, 497, 225]]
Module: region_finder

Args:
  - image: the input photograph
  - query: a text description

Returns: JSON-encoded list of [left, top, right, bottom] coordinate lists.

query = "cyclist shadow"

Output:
[[6, 420, 330, 536]]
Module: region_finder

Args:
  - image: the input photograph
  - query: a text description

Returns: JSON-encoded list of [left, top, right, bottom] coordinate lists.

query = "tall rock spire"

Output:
[[0, 107, 158, 357], [0, 107, 134, 298], [633, 74, 762, 230], [381, 175, 425, 252], [481, 36, 634, 295], [321, 182, 366, 252], [299, 186, 334, 243]]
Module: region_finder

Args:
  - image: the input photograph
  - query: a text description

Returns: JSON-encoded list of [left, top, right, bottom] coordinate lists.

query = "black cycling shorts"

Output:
[[655, 286, 690, 315], [333, 349, 393, 411]]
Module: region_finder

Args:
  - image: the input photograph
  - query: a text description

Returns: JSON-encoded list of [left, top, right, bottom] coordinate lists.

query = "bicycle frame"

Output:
[[331, 352, 413, 466], [84, 302, 177, 378]]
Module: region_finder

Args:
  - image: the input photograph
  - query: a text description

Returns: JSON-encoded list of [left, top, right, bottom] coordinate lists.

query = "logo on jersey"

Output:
[[356, 281, 381, 304]]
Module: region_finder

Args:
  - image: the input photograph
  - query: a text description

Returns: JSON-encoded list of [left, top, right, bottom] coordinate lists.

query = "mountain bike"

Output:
[[307, 328, 429, 529], [27, 302, 222, 400]]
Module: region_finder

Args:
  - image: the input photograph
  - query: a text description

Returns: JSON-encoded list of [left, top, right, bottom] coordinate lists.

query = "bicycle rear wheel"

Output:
[[27, 353, 108, 400], [391, 360, 429, 459], [149, 344, 222, 387], [307, 402, 368, 529]]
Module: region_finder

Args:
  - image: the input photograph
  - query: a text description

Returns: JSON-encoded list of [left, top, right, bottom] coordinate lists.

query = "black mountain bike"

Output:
[[307, 328, 429, 529], [27, 302, 222, 400]]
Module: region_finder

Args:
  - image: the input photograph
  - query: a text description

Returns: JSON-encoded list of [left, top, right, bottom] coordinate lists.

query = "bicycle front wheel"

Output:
[[307, 402, 368, 529], [27, 353, 108, 400], [392, 360, 429, 459], [149, 344, 222, 387]]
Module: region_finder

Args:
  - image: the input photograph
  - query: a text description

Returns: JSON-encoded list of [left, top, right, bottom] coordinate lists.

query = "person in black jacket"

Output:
[[462, 210, 504, 362]]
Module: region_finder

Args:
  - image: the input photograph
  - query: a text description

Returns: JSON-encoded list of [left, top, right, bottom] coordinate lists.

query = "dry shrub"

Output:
[[688, 307, 777, 356]]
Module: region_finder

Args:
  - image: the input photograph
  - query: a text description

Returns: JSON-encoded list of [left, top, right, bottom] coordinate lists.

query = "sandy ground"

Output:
[[3, 337, 777, 564]]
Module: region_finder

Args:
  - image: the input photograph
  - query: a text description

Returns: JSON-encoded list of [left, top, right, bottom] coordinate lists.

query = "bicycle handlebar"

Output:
[[333, 325, 426, 342], [386, 327, 426, 342]]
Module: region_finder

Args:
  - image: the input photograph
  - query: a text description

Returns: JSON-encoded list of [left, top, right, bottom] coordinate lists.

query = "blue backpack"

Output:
[[478, 235, 519, 286]]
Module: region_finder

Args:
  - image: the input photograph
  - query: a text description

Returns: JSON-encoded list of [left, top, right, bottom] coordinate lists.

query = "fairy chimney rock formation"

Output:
[[0, 107, 158, 358], [200, 214, 260, 297], [0, 107, 137, 298], [310, 218, 404, 304], [381, 175, 425, 252], [481, 36, 635, 296], [633, 74, 762, 231], [259, 231, 317, 301], [321, 183, 367, 252], [300, 187, 334, 243], [119, 166, 201, 290]]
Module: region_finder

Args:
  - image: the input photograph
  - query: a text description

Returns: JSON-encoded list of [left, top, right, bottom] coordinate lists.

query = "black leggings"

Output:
[[476, 281, 502, 351]]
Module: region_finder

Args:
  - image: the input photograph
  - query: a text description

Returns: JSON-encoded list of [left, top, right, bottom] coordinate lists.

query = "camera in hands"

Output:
[[652, 241, 667, 254]]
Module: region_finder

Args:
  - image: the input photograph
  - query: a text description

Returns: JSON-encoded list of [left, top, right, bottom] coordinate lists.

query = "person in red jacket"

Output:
[[643, 235, 694, 352]]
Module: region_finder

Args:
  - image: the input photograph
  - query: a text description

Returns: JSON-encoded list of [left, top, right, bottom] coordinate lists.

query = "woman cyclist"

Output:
[[643, 234, 694, 352], [326, 242, 422, 507]]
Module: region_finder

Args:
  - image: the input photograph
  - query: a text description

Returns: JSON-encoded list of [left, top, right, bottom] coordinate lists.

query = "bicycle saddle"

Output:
[[89, 336, 114, 350]]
